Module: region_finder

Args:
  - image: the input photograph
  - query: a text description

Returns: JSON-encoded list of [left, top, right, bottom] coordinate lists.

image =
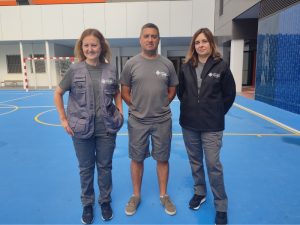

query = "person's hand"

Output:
[[61, 118, 74, 136]]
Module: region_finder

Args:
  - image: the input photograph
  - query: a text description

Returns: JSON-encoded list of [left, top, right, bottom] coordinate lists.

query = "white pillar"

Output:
[[45, 41, 52, 89], [230, 39, 244, 93], [116, 48, 121, 77], [158, 41, 161, 55], [31, 44, 37, 89], [19, 42, 27, 91]]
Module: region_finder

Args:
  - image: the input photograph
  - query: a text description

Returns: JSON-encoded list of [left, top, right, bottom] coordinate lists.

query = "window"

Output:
[[219, 0, 224, 16], [6, 55, 22, 73], [168, 56, 185, 75], [30, 54, 46, 73], [121, 56, 131, 72]]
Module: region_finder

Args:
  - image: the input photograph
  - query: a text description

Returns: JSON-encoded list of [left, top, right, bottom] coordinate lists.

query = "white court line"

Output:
[[26, 99, 300, 136], [174, 99, 300, 135], [233, 103, 300, 135], [0, 105, 56, 116], [117, 132, 300, 137], [17, 105, 55, 109], [0, 104, 19, 115], [0, 93, 43, 104]]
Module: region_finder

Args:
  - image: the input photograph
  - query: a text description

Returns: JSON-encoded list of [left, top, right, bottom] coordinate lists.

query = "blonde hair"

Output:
[[185, 28, 221, 67], [74, 28, 111, 63]]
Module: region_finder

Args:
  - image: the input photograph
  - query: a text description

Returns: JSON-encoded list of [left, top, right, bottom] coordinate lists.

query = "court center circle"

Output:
[[34, 108, 61, 126]]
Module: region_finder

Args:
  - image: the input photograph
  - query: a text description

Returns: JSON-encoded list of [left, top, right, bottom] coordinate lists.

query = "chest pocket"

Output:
[[73, 76, 87, 107], [103, 78, 118, 95]]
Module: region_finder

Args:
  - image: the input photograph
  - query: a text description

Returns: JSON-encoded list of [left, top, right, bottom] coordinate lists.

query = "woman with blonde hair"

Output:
[[177, 28, 236, 225], [54, 28, 123, 224]]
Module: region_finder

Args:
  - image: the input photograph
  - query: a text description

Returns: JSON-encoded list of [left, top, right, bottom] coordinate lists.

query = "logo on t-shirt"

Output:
[[156, 70, 168, 78]]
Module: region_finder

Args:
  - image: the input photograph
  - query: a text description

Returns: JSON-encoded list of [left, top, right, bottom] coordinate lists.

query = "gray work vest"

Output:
[[67, 62, 123, 139]]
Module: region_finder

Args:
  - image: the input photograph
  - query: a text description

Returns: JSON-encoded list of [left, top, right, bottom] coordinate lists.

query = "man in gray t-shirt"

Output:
[[120, 23, 178, 216], [121, 54, 178, 123]]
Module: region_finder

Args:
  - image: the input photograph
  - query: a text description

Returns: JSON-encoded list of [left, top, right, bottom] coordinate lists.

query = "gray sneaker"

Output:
[[125, 195, 141, 216], [160, 195, 176, 215]]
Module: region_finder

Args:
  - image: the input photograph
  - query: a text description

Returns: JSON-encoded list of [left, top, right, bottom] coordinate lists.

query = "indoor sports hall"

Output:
[[0, 89, 300, 224]]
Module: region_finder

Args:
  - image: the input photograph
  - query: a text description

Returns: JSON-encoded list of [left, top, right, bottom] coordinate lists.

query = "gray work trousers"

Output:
[[182, 128, 228, 212], [72, 133, 116, 206]]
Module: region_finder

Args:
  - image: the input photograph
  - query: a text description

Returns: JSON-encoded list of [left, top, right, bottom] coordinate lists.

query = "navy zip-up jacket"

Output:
[[177, 56, 236, 132]]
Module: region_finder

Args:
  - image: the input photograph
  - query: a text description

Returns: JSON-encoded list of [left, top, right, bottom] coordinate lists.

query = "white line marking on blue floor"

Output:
[[0, 93, 43, 104], [0, 104, 19, 115], [234, 103, 300, 135]]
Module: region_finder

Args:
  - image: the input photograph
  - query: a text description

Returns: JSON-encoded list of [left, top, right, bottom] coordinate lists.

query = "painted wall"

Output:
[[0, 0, 214, 40], [214, 0, 260, 37], [0, 44, 24, 82], [255, 3, 300, 114], [0, 43, 49, 81], [0, 0, 214, 88], [0, 42, 60, 86]]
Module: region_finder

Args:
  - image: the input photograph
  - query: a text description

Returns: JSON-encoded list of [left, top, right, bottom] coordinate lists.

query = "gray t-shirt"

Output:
[[195, 62, 204, 93], [120, 54, 178, 124], [59, 62, 107, 135]]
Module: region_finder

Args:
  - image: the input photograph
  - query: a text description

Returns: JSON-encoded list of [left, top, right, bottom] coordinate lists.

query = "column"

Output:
[[158, 41, 161, 55], [45, 41, 52, 89], [19, 42, 28, 91], [230, 39, 244, 93]]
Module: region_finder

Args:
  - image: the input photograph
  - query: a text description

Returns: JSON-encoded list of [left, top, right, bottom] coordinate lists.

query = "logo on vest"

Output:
[[101, 78, 115, 84]]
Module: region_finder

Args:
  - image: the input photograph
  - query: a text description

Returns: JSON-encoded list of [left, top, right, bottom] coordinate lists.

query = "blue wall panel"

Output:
[[255, 3, 300, 114]]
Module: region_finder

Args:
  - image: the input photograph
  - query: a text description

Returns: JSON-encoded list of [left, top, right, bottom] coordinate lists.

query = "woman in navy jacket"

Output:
[[177, 28, 236, 225]]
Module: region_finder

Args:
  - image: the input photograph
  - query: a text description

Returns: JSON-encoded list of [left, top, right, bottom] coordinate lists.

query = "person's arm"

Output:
[[177, 69, 185, 101], [168, 86, 177, 104], [222, 67, 236, 114], [54, 86, 74, 136], [114, 89, 123, 115], [166, 59, 179, 103], [121, 84, 132, 107]]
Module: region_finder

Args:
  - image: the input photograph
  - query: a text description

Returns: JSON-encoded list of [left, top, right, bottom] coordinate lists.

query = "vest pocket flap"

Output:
[[103, 105, 124, 133], [102, 77, 118, 95], [104, 83, 118, 95], [74, 76, 86, 93], [74, 76, 86, 82], [69, 117, 89, 134]]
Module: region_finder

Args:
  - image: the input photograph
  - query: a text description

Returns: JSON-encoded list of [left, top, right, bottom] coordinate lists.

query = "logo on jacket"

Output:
[[156, 70, 168, 78], [208, 72, 220, 78]]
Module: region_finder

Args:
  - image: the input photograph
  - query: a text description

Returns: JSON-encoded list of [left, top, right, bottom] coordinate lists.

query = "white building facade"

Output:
[[0, 0, 215, 89]]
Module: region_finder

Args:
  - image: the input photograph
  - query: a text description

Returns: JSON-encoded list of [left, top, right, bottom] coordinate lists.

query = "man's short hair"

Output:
[[140, 23, 160, 38]]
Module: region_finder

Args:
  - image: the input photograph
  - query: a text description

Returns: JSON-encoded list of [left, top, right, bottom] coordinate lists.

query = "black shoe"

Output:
[[81, 205, 94, 224], [189, 194, 206, 210], [101, 202, 113, 221], [215, 211, 227, 225]]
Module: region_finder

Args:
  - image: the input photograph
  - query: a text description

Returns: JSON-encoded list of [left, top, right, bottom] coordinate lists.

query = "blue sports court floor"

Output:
[[0, 90, 300, 224]]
